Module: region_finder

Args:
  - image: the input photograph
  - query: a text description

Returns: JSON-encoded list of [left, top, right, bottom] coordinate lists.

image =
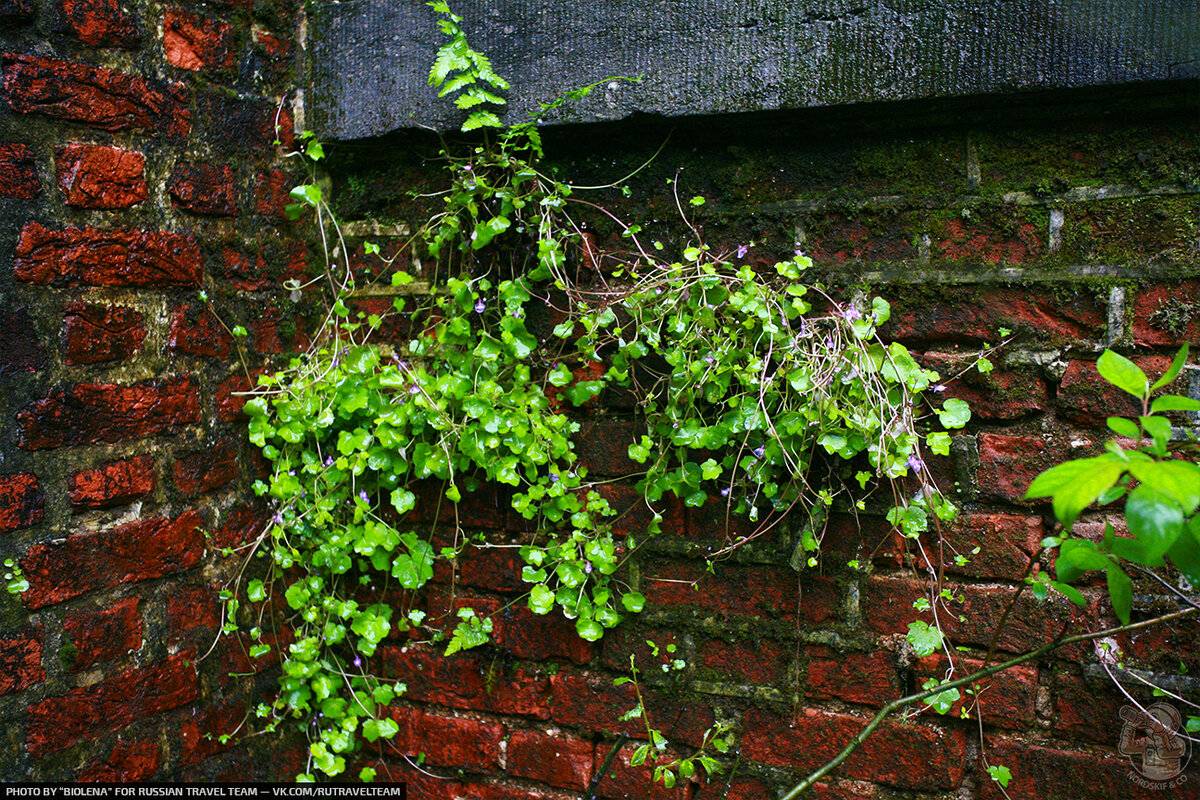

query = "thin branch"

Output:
[[780, 606, 1198, 800]]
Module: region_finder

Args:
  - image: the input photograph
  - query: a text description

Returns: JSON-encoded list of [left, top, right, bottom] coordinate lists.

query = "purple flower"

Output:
[[753, 445, 765, 458], [736, 244, 749, 259], [932, 384, 946, 393], [474, 299, 486, 313], [907, 455, 924, 472], [324, 456, 334, 467], [408, 384, 420, 395], [549, 473, 559, 483], [359, 490, 370, 503], [584, 562, 593, 574], [353, 656, 362, 668], [705, 354, 716, 364], [720, 487, 730, 497], [843, 306, 861, 321]]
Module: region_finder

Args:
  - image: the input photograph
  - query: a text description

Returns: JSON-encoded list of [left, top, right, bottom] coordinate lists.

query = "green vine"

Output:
[[222, 1, 968, 783]]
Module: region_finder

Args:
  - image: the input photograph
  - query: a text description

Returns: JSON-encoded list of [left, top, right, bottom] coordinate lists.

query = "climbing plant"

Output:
[[222, 0, 970, 783]]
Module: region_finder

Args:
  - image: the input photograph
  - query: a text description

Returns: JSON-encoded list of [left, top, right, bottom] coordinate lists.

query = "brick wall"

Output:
[[1, 2, 1198, 797], [330, 83, 1200, 799], [0, 0, 307, 780]]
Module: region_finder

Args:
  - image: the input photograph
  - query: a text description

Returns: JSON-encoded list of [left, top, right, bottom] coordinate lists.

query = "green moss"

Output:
[[59, 637, 78, 672]]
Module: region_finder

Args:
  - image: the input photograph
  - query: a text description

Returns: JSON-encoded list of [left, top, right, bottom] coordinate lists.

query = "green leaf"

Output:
[[987, 765, 1012, 788], [1025, 455, 1127, 528], [1106, 417, 1141, 439], [906, 620, 943, 657], [576, 617, 604, 641], [1057, 538, 1110, 578], [1106, 564, 1133, 625], [1096, 350, 1148, 399], [926, 431, 952, 456], [528, 584, 555, 615], [621, 592, 646, 613], [936, 398, 971, 429], [1150, 394, 1200, 413], [1150, 343, 1189, 391], [1125, 486, 1184, 564], [1127, 460, 1200, 515], [1167, 524, 1200, 585]]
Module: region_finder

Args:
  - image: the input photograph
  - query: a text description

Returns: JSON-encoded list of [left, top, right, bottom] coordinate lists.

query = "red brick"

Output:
[[545, 670, 639, 738], [975, 433, 1057, 504], [26, 652, 197, 757], [163, 8, 234, 71], [806, 647, 902, 707], [381, 644, 551, 720], [642, 559, 840, 626], [696, 636, 787, 687], [821, 512, 903, 568], [62, 597, 142, 670], [69, 455, 155, 508], [0, 628, 44, 694], [918, 352, 1048, 420], [210, 503, 267, 551], [180, 698, 243, 765], [1117, 614, 1200, 673], [196, 91, 292, 154], [17, 377, 199, 449], [2, 54, 188, 135], [172, 439, 238, 496], [1133, 279, 1200, 347], [742, 707, 966, 791], [253, 168, 289, 217], [20, 509, 204, 608], [78, 738, 159, 782], [1048, 670, 1125, 744], [0, 305, 46, 375], [15, 223, 201, 287], [0, 141, 38, 197], [380, 706, 504, 771], [934, 214, 1042, 264], [0, 472, 44, 533], [979, 738, 1177, 800], [918, 513, 1044, 581], [496, 605, 597, 665], [882, 285, 1104, 345], [166, 304, 233, 358], [168, 162, 237, 216], [252, 27, 290, 58], [59, 0, 139, 47], [1057, 356, 1171, 427], [508, 728, 594, 791], [574, 420, 640, 477], [250, 303, 308, 354], [61, 303, 145, 364], [165, 584, 222, 641], [913, 652, 1036, 729], [54, 143, 147, 208], [215, 372, 261, 421]]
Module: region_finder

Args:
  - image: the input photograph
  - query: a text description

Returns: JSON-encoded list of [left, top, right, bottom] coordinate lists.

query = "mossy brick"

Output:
[[806, 646, 902, 707], [931, 207, 1044, 265], [179, 699, 244, 766], [913, 653, 1036, 729], [167, 303, 233, 358], [55, 143, 148, 208], [168, 163, 238, 217], [69, 455, 156, 508], [974, 433, 1059, 505], [61, 597, 142, 671], [0, 141, 38, 198], [20, 510, 204, 608], [25, 652, 197, 758], [917, 352, 1048, 421], [2, 55, 189, 135], [1056, 197, 1200, 265], [977, 738, 1172, 800], [1132, 278, 1200, 346], [916, 513, 1044, 581], [381, 643, 551, 719], [16, 377, 200, 449], [15, 223, 202, 287], [164, 8, 235, 72], [0, 472, 44, 532], [61, 303, 145, 365], [1056, 356, 1171, 427], [590, 740, 696, 800], [742, 706, 967, 791], [58, 0, 141, 48]]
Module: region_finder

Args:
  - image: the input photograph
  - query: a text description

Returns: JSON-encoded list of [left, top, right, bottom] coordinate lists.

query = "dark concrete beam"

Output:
[[305, 0, 1200, 141]]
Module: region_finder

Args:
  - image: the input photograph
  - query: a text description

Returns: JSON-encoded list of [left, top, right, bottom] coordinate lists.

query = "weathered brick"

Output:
[[209, 503, 267, 551], [0, 0, 34, 22], [918, 513, 1044, 581], [26, 652, 197, 757], [0, 628, 44, 695], [2, 54, 188, 135], [933, 213, 1042, 264], [180, 698, 242, 765], [69, 455, 155, 508], [1057, 356, 1171, 427], [253, 168, 289, 218], [1048, 670, 1126, 744], [59, 0, 140, 48], [17, 377, 199, 449], [0, 141, 38, 197], [695, 635, 788, 687], [806, 647, 902, 707], [250, 303, 308, 354], [882, 285, 1104, 345], [168, 162, 237, 216], [62, 597, 142, 671], [167, 304, 233, 358], [0, 305, 46, 375], [196, 92, 293, 154], [61, 303, 145, 364], [545, 670, 639, 738], [742, 707, 966, 791], [975, 433, 1057, 504], [172, 439, 238, 496], [380, 706, 505, 771], [1133, 278, 1200, 347], [508, 728, 594, 791], [78, 738, 159, 782], [496, 605, 597, 665], [55, 143, 147, 208], [163, 8, 234, 71], [978, 737, 1175, 800], [164, 584, 221, 641], [0, 472, 44, 533], [575, 419, 640, 476], [216, 372, 262, 421], [381, 644, 551, 720], [20, 509, 204, 608], [642, 559, 840, 626], [15, 223, 201, 287], [592, 740, 696, 800]]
